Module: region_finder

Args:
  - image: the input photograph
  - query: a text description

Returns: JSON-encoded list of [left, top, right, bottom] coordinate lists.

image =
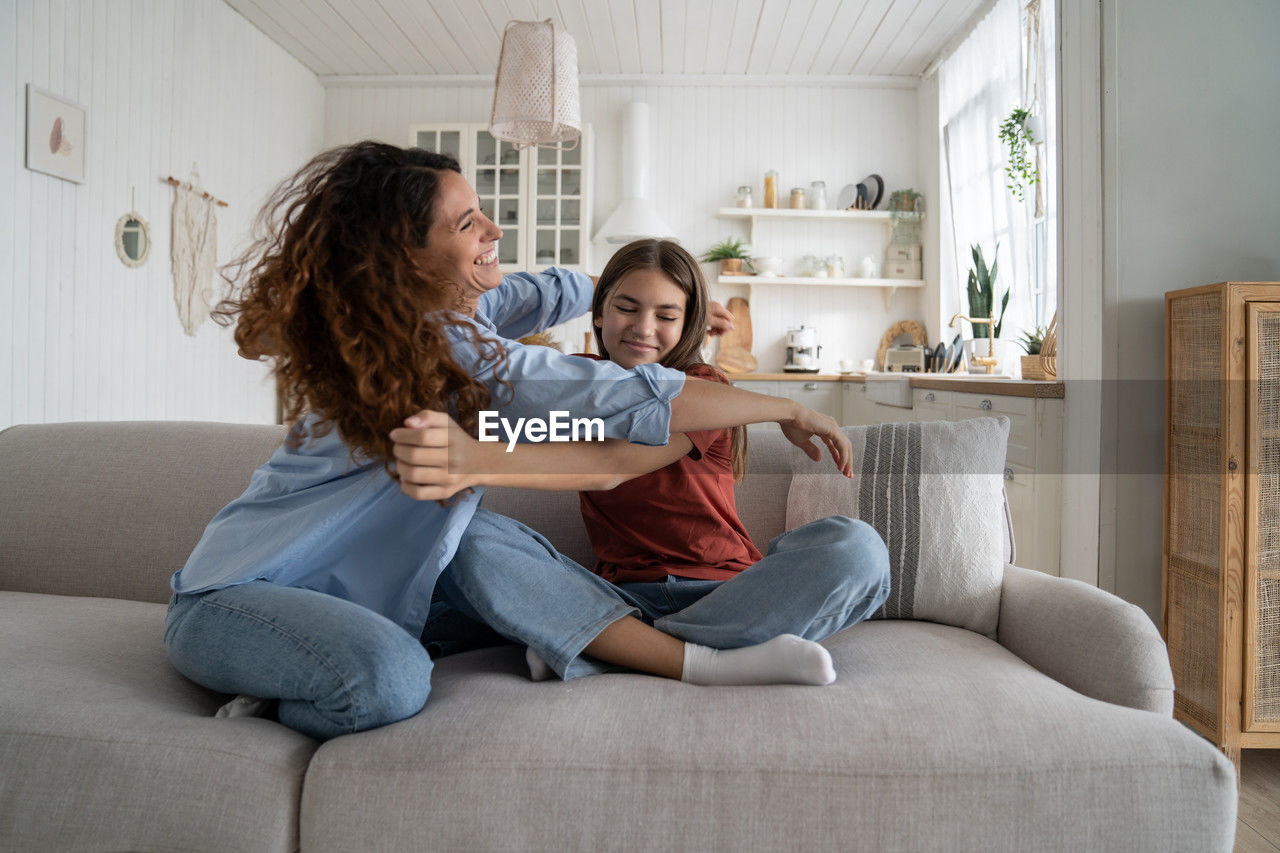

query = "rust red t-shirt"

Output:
[[574, 355, 763, 583]]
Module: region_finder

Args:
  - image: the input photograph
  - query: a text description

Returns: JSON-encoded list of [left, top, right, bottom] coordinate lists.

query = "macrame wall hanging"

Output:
[[165, 167, 227, 336]]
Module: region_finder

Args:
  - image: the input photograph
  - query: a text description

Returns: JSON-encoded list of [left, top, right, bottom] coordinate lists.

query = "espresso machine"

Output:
[[783, 325, 822, 373]]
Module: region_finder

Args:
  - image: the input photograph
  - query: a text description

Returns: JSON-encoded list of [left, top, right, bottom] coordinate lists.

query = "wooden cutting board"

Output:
[[715, 297, 758, 373]]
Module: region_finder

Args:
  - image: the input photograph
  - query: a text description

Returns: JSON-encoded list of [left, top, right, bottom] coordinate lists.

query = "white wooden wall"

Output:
[[0, 0, 324, 430], [325, 80, 928, 372]]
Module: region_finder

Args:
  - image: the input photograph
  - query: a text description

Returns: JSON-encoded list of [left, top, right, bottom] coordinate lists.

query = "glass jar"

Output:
[[809, 181, 827, 210], [763, 171, 779, 208], [825, 255, 845, 278], [799, 254, 819, 277], [736, 185, 754, 208], [789, 187, 807, 209]]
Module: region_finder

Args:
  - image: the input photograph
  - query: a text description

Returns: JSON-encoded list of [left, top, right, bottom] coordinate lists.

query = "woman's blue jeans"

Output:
[[165, 582, 439, 741], [441, 509, 892, 680]]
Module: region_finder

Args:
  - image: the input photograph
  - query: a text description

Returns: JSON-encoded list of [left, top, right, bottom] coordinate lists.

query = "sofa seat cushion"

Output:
[[0, 591, 317, 853], [300, 621, 1234, 853]]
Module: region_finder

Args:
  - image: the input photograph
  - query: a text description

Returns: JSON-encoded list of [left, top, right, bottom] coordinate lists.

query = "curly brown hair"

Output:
[[214, 141, 502, 472]]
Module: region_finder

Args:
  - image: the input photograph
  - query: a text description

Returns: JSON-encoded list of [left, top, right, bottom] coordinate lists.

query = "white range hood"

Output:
[[593, 102, 676, 244]]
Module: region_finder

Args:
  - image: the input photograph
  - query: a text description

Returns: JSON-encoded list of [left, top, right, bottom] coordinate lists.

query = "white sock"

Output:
[[526, 647, 554, 682], [681, 634, 836, 687]]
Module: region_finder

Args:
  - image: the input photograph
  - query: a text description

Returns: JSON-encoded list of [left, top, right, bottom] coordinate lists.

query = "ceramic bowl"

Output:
[[752, 256, 783, 276]]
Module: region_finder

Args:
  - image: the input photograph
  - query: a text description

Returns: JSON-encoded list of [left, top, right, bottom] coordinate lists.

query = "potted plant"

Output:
[[888, 190, 924, 246], [888, 189, 922, 212], [999, 107, 1040, 202], [964, 243, 1011, 372], [966, 243, 1009, 339], [1016, 325, 1050, 380], [700, 237, 755, 275]]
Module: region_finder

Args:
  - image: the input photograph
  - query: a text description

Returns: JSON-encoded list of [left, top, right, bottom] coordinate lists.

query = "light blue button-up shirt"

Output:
[[171, 268, 686, 637]]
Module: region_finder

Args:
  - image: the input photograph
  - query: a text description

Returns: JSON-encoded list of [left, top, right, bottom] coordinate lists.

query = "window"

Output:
[[939, 0, 1056, 343]]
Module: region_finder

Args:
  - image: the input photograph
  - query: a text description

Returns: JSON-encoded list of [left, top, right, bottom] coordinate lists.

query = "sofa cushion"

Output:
[[0, 591, 317, 852], [787, 418, 1010, 636], [298, 621, 1235, 853], [0, 421, 286, 603]]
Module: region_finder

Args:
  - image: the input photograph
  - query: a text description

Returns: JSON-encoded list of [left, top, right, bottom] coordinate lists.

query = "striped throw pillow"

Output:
[[786, 417, 1010, 637]]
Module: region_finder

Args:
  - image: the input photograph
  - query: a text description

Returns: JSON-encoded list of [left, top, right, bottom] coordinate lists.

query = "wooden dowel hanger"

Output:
[[163, 175, 228, 207]]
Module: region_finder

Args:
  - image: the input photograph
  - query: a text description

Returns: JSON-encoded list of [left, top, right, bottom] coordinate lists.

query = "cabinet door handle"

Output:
[[860, 385, 867, 393], [1004, 467, 1014, 481], [924, 392, 936, 403], [980, 399, 993, 410], [803, 382, 818, 391]]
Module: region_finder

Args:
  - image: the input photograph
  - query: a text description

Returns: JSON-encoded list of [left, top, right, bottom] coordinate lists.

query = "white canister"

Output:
[[859, 256, 880, 278]]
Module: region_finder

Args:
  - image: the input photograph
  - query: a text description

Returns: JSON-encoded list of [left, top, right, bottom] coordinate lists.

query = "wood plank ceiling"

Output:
[[222, 0, 986, 81]]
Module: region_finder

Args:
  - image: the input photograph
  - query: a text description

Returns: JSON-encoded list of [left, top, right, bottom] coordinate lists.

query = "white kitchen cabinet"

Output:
[[910, 388, 951, 422], [410, 123, 592, 274], [842, 382, 914, 425], [788, 380, 842, 421], [730, 379, 842, 422]]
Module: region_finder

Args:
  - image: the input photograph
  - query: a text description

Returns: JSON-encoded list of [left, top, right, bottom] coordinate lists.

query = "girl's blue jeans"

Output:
[[442, 510, 892, 680], [164, 510, 889, 741]]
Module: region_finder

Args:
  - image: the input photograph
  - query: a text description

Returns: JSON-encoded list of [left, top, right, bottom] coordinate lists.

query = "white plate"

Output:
[[836, 183, 857, 210]]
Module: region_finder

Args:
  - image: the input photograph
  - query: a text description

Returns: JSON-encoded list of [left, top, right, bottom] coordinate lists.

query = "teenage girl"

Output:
[[393, 239, 890, 687]]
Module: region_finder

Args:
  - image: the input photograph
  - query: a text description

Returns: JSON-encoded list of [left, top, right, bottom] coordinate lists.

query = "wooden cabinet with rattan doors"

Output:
[[1164, 281, 1280, 769]]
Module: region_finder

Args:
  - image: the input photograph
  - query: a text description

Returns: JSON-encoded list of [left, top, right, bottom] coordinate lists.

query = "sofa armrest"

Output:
[[997, 564, 1174, 715]]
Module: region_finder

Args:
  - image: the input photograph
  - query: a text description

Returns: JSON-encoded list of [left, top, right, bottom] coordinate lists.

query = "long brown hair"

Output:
[[214, 141, 501, 472], [592, 239, 748, 481]]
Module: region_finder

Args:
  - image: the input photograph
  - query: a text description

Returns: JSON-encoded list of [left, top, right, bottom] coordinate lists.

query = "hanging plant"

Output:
[[998, 107, 1040, 202]]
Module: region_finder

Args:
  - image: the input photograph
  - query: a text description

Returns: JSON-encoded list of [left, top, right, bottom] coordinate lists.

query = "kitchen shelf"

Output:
[[717, 207, 922, 222], [715, 207, 926, 309], [717, 274, 925, 310]]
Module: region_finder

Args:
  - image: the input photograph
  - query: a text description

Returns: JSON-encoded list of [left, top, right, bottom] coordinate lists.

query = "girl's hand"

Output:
[[779, 405, 854, 478], [706, 301, 736, 336], [390, 410, 485, 501]]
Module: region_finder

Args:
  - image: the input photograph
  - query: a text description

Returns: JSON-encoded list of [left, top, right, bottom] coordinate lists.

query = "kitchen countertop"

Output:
[[726, 372, 1065, 399]]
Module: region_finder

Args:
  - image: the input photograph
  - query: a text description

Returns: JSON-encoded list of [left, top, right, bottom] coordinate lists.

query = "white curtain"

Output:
[[939, 0, 1053, 350]]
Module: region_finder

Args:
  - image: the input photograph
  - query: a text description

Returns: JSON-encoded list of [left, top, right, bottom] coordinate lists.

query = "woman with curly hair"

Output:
[[164, 141, 851, 740]]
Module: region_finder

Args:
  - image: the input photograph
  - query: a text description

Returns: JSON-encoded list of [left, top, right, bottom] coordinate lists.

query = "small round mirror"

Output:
[[114, 212, 150, 267]]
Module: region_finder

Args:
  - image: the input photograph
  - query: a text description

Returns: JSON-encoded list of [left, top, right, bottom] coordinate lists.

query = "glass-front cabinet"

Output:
[[534, 143, 583, 268], [411, 122, 592, 274], [473, 132, 524, 267]]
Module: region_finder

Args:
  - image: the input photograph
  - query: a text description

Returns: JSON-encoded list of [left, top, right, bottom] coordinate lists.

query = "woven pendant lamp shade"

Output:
[[489, 19, 581, 150]]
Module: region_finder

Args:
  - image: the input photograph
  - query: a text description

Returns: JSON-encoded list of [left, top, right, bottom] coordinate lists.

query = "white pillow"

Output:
[[786, 417, 1010, 637]]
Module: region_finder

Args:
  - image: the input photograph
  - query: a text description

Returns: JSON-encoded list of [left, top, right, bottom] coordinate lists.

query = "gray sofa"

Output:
[[0, 420, 1236, 851]]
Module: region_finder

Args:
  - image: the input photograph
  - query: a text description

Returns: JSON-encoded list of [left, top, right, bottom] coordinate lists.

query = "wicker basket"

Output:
[[1021, 355, 1050, 380]]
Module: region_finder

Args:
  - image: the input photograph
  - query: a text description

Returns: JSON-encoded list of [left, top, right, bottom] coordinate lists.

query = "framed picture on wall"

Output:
[[25, 84, 86, 184]]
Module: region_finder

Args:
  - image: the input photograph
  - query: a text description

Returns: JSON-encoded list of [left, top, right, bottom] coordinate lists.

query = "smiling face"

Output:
[[423, 169, 504, 314], [594, 269, 690, 369]]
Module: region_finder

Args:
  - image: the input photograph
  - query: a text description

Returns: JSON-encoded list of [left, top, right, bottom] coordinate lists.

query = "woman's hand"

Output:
[[390, 410, 486, 501], [779, 405, 855, 478]]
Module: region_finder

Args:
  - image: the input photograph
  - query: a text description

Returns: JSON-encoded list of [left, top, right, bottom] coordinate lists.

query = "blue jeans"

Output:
[[443, 510, 891, 680], [165, 581, 437, 741]]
